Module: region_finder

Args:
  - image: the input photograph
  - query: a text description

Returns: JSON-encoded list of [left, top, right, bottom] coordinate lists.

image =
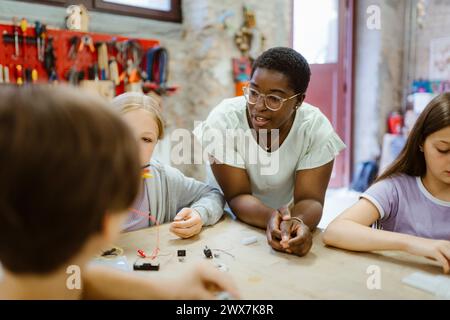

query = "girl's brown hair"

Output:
[[376, 93, 450, 183], [111, 92, 165, 139], [0, 85, 141, 274]]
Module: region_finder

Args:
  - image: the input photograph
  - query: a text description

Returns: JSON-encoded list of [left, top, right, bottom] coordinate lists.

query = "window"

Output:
[[293, 0, 339, 64], [99, 0, 171, 11], [93, 0, 181, 21], [22, 0, 182, 23]]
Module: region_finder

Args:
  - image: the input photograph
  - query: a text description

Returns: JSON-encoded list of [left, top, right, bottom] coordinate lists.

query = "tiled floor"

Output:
[[319, 188, 361, 229]]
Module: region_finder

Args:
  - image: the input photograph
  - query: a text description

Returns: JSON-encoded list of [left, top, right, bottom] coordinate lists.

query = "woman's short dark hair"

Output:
[[251, 47, 311, 94], [0, 85, 141, 274]]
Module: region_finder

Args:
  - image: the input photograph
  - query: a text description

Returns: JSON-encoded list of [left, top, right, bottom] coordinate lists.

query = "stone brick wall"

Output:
[[0, 0, 292, 179]]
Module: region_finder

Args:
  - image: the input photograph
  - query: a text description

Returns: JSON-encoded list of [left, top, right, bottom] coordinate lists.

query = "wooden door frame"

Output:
[[290, 0, 355, 187], [341, 0, 355, 187]]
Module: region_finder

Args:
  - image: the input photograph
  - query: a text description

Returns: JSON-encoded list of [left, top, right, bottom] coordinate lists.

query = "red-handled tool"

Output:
[[16, 64, 23, 85]]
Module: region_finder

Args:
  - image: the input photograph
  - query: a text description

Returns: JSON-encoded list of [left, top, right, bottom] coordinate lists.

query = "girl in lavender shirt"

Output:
[[323, 93, 450, 274]]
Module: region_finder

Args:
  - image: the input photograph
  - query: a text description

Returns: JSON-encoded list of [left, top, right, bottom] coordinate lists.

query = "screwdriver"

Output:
[[12, 17, 19, 57], [16, 64, 23, 85], [20, 18, 27, 58], [25, 68, 32, 83], [40, 24, 47, 61], [31, 69, 38, 83], [3, 66, 10, 83], [35, 21, 42, 61]]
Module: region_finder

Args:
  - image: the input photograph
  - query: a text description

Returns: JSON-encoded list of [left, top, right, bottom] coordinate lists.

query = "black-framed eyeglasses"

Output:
[[243, 86, 303, 111]]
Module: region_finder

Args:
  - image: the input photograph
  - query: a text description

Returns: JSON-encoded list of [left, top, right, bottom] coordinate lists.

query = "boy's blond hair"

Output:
[[111, 92, 165, 139]]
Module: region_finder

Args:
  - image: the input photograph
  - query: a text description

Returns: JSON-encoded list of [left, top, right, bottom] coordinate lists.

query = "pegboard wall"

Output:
[[0, 22, 160, 95]]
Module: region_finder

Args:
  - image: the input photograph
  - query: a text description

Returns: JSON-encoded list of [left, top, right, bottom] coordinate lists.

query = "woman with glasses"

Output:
[[194, 47, 345, 257]]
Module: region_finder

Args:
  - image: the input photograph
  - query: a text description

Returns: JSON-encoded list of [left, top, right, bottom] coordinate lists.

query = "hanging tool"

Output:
[[20, 18, 28, 59], [68, 36, 80, 60], [67, 68, 77, 85], [144, 46, 178, 95], [16, 65, 23, 85], [2, 33, 36, 46], [119, 58, 142, 85], [78, 35, 95, 53], [24, 68, 32, 83], [39, 24, 47, 61], [44, 37, 56, 77], [146, 46, 168, 85], [88, 63, 99, 81], [48, 69, 58, 83], [116, 40, 143, 85], [35, 21, 43, 61], [109, 58, 120, 86], [12, 17, 20, 58], [128, 61, 140, 83], [97, 42, 109, 80], [3, 66, 10, 83], [66, 67, 84, 86], [31, 69, 38, 83], [143, 82, 178, 95], [115, 40, 142, 68]]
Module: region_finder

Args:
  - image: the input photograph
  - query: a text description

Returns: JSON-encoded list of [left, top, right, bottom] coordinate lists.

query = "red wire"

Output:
[[131, 208, 160, 260]]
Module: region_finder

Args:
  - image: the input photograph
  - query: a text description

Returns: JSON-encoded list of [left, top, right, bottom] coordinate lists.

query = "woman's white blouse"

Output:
[[193, 96, 346, 210]]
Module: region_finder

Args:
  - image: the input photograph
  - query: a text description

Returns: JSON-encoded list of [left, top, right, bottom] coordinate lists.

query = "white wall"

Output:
[[352, 0, 406, 167]]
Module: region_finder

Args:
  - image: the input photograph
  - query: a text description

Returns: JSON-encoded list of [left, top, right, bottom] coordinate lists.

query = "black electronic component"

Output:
[[101, 248, 117, 257], [177, 249, 186, 262], [133, 262, 160, 271], [203, 246, 213, 259]]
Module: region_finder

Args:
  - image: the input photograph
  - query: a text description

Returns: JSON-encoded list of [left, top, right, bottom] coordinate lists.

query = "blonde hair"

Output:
[[111, 92, 165, 139]]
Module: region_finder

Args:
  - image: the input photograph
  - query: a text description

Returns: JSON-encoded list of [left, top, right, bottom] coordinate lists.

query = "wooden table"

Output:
[[117, 216, 441, 299]]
